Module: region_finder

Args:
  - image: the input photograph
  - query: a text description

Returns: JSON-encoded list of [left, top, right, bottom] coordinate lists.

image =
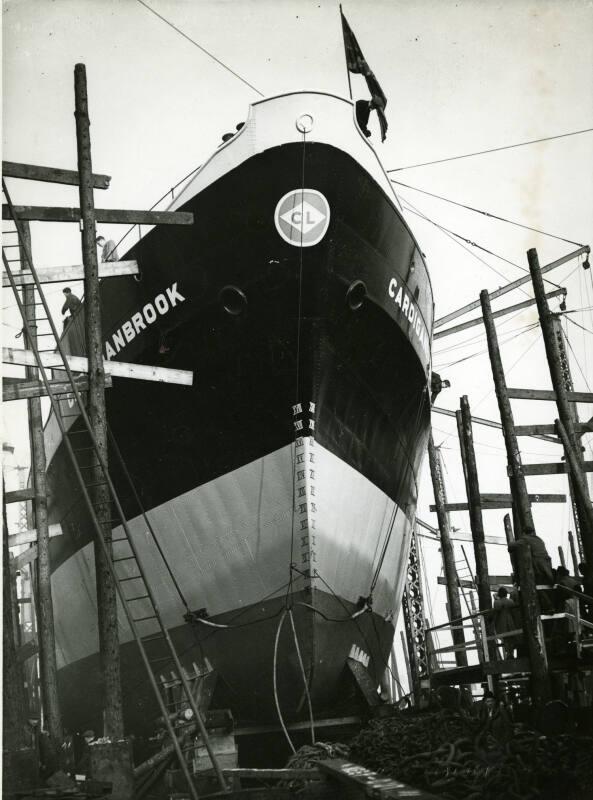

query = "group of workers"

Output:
[[492, 527, 593, 660], [61, 235, 118, 329]]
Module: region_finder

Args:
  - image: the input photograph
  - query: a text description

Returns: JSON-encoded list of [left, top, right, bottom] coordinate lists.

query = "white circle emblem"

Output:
[[274, 189, 330, 248]]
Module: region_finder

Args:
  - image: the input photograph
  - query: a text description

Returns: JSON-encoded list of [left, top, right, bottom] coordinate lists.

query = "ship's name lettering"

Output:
[[387, 278, 429, 357], [103, 283, 186, 360]]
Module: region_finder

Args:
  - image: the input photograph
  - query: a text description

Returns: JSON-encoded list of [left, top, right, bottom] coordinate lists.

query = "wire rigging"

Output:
[[136, 0, 264, 97], [387, 127, 593, 172], [398, 198, 534, 301], [391, 179, 584, 247]]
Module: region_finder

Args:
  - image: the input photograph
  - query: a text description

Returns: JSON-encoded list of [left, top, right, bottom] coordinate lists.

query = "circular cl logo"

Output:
[[274, 189, 330, 247]]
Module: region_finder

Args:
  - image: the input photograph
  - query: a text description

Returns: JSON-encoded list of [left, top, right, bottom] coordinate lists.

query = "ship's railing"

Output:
[[425, 584, 593, 672]]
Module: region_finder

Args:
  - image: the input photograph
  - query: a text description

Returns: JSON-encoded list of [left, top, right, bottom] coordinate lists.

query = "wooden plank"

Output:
[[4, 488, 36, 504], [15, 639, 39, 664], [507, 387, 593, 403], [221, 768, 320, 781], [434, 246, 590, 328], [522, 461, 593, 475], [3, 348, 194, 386], [438, 574, 512, 588], [8, 523, 63, 548], [2, 160, 110, 189], [430, 493, 567, 512], [2, 205, 193, 225], [434, 288, 565, 340], [515, 419, 593, 436], [317, 759, 441, 799], [482, 492, 566, 505], [12, 546, 38, 571], [3, 375, 112, 402], [3, 261, 139, 288], [432, 406, 559, 445]]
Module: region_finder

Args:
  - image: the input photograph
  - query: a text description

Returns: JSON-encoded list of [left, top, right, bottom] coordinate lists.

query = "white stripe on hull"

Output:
[[52, 437, 412, 669]]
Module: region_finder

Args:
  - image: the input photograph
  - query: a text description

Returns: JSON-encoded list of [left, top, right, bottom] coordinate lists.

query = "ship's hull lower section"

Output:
[[51, 440, 408, 739]]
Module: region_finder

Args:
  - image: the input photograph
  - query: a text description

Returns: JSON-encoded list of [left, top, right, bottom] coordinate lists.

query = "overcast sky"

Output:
[[3, 1, 593, 650]]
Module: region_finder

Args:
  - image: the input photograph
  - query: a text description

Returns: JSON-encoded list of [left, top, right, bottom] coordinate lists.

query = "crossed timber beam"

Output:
[[9, 523, 63, 548], [2, 205, 193, 225], [3, 375, 113, 401], [3, 348, 194, 386], [3, 261, 138, 287], [3, 160, 111, 189], [507, 387, 593, 403], [430, 493, 566, 512], [434, 288, 565, 340]]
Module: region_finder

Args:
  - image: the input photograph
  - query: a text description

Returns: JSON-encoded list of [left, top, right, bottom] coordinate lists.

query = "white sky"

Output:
[[3, 0, 593, 666]]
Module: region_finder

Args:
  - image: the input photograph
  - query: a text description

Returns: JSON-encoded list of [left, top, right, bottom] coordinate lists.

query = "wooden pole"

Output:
[[339, 6, 353, 100], [20, 222, 62, 748], [427, 433, 467, 667], [568, 531, 579, 575], [509, 539, 551, 705], [558, 546, 566, 569], [556, 419, 593, 548], [528, 246, 593, 565], [481, 290, 534, 537], [74, 64, 123, 739], [3, 490, 29, 750], [457, 398, 492, 615]]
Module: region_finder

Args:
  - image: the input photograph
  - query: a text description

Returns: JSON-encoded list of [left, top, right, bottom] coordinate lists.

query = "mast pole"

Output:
[[339, 5, 353, 100]]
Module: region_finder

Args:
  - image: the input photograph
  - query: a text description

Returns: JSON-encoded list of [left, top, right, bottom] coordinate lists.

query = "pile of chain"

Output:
[[349, 710, 593, 800], [281, 741, 351, 794]]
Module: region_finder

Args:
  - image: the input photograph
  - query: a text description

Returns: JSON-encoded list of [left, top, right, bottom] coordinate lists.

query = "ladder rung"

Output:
[[126, 594, 150, 602], [133, 614, 157, 623], [119, 574, 143, 582], [85, 480, 108, 489], [113, 556, 136, 563], [142, 633, 165, 642]]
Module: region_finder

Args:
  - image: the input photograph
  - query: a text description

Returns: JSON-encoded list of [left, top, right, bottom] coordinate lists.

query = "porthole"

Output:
[[346, 279, 367, 311], [219, 285, 247, 316]]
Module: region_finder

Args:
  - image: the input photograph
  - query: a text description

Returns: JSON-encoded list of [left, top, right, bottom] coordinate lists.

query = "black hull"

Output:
[[45, 112, 432, 741]]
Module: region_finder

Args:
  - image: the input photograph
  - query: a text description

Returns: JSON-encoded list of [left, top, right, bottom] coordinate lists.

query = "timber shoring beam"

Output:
[[457, 397, 496, 662], [3, 261, 139, 287], [434, 288, 565, 340], [435, 245, 589, 329], [528, 247, 593, 568], [509, 539, 551, 705], [3, 375, 112, 402], [432, 405, 559, 445], [2, 204, 193, 225], [427, 433, 468, 667], [3, 160, 111, 189], [20, 220, 63, 748], [481, 289, 535, 537], [75, 63, 123, 740]]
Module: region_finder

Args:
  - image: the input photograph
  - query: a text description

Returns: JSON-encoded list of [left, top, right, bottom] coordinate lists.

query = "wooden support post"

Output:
[[510, 539, 551, 705], [527, 248, 593, 564], [568, 531, 579, 575], [75, 63, 123, 739], [556, 419, 593, 546], [528, 248, 593, 567], [457, 398, 492, 615], [558, 546, 566, 570], [503, 514, 517, 579], [481, 290, 534, 537], [427, 433, 467, 667], [20, 222, 62, 748], [3, 492, 29, 749]]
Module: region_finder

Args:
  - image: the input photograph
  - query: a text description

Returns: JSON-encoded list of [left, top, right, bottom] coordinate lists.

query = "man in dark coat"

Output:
[[61, 287, 81, 329]]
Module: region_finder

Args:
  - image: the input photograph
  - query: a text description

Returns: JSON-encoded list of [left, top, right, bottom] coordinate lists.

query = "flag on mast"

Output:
[[340, 8, 388, 142]]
